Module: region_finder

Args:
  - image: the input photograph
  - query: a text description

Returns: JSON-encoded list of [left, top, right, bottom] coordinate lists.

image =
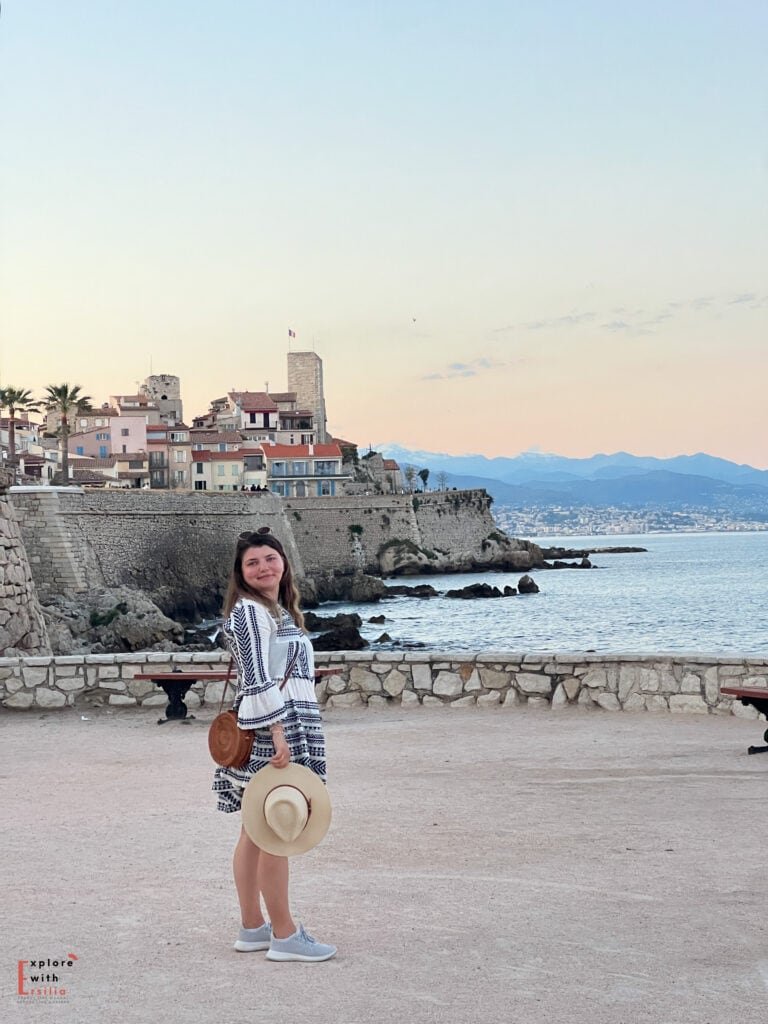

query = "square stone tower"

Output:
[[140, 374, 184, 424], [287, 352, 328, 443]]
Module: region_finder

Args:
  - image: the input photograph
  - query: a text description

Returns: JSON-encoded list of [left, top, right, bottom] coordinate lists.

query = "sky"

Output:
[[1, 1, 766, 466]]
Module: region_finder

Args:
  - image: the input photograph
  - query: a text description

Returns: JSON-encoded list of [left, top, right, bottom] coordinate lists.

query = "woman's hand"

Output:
[[270, 728, 290, 768]]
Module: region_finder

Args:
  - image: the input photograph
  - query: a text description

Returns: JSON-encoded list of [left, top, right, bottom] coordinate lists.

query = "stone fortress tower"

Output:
[[287, 351, 328, 443], [140, 374, 183, 424]]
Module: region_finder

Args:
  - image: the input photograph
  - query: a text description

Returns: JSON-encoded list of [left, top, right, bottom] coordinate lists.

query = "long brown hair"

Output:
[[223, 529, 305, 629]]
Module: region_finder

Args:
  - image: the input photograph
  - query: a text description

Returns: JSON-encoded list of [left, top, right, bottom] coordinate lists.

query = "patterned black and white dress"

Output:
[[212, 598, 326, 814]]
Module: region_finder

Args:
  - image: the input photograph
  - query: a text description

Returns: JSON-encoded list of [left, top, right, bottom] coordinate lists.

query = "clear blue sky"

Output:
[[1, 1, 766, 464]]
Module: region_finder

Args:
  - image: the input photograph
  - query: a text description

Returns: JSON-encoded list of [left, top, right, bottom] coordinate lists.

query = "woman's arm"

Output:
[[230, 601, 287, 730]]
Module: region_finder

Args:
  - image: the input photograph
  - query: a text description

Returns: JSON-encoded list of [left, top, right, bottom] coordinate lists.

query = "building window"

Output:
[[79, 419, 88, 428], [174, 450, 186, 463], [315, 460, 337, 476], [317, 480, 335, 496], [99, 446, 108, 458], [121, 428, 130, 436], [232, 464, 240, 476], [175, 470, 186, 484], [76, 446, 84, 456], [195, 463, 204, 474], [218, 443, 227, 452], [301, 434, 313, 445], [217, 465, 225, 476], [194, 480, 206, 490], [290, 461, 307, 476]]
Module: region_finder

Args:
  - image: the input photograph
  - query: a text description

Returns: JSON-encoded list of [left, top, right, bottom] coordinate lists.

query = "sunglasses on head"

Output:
[[238, 526, 272, 541]]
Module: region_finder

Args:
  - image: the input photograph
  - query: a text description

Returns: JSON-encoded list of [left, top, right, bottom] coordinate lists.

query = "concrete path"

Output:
[[2, 704, 768, 1024]]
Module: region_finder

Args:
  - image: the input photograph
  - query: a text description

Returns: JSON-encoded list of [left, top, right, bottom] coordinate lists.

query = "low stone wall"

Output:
[[1, 651, 766, 716]]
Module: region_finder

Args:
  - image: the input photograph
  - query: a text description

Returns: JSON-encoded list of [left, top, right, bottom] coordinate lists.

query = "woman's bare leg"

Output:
[[233, 827, 266, 928], [257, 850, 296, 938]]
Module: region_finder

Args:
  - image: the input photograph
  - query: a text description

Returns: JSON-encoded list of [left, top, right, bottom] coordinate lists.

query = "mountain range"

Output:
[[376, 446, 768, 513]]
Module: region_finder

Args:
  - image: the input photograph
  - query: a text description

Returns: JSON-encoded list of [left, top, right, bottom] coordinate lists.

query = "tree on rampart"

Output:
[[418, 468, 430, 491], [44, 383, 92, 485], [0, 386, 41, 470], [403, 464, 417, 492]]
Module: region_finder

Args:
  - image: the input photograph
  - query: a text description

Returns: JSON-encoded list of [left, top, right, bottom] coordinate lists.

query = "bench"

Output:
[[720, 686, 768, 754], [134, 667, 342, 726], [133, 671, 230, 725]]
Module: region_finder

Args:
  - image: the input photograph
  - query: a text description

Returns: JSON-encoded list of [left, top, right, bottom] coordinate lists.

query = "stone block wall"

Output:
[[1, 651, 765, 716], [285, 489, 513, 575], [10, 487, 303, 614], [0, 476, 50, 655]]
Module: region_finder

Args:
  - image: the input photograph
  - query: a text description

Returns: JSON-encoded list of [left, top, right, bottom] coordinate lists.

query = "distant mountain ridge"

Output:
[[376, 446, 768, 511]]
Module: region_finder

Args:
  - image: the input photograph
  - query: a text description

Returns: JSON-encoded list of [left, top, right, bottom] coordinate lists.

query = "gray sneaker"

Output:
[[266, 924, 337, 962], [234, 923, 272, 952]]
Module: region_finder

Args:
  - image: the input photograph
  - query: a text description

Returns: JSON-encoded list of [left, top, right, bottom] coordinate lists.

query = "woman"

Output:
[[212, 528, 336, 963]]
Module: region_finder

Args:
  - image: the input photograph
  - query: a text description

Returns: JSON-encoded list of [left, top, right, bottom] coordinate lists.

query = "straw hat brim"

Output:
[[241, 764, 331, 856]]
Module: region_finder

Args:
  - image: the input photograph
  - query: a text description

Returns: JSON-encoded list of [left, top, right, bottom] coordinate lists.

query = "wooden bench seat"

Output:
[[720, 686, 768, 754]]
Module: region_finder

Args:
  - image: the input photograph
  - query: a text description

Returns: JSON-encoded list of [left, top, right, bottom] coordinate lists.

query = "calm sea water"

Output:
[[320, 532, 768, 655]]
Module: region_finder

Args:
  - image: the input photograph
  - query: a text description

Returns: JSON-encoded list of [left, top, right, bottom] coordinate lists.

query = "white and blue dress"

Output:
[[212, 598, 326, 814]]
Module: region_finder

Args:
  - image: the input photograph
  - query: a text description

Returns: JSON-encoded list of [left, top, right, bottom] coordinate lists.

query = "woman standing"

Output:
[[212, 529, 336, 963]]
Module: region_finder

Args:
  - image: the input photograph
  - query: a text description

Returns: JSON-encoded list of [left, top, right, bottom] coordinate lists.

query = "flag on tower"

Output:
[[288, 328, 296, 338]]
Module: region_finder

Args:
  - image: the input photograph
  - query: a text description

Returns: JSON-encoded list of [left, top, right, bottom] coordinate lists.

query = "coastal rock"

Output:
[[384, 584, 439, 598], [41, 587, 184, 655], [445, 583, 505, 599], [313, 572, 388, 604], [304, 611, 363, 632], [517, 575, 540, 594], [311, 626, 369, 652]]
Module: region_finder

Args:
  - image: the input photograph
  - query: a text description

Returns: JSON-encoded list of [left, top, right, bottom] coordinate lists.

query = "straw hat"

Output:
[[241, 764, 332, 856]]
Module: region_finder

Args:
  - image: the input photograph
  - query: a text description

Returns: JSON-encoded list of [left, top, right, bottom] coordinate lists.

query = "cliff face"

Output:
[[9, 488, 541, 626]]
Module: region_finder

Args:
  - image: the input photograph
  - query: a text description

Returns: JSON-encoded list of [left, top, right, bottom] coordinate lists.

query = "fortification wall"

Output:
[[285, 489, 528, 575], [0, 476, 50, 655], [10, 488, 302, 617], [10, 489, 525, 610], [1, 650, 765, 717]]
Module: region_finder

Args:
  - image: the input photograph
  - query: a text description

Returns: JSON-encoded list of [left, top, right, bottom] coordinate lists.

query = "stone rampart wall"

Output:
[[0, 476, 50, 655], [10, 488, 302, 614], [284, 489, 501, 574], [2, 651, 765, 717], [9, 489, 515, 604]]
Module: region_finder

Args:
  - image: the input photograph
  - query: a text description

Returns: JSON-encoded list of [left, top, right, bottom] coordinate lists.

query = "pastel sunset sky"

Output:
[[1, 1, 766, 465]]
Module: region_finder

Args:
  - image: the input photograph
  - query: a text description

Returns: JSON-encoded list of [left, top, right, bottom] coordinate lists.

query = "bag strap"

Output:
[[217, 645, 303, 715]]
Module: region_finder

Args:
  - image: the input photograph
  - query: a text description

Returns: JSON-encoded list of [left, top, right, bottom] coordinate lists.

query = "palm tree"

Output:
[[0, 386, 41, 468], [44, 384, 92, 485]]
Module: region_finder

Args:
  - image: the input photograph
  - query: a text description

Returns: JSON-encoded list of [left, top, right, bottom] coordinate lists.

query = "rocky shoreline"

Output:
[[37, 547, 648, 656]]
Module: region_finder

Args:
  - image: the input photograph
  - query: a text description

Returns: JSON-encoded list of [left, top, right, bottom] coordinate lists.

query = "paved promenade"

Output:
[[2, 704, 768, 1024]]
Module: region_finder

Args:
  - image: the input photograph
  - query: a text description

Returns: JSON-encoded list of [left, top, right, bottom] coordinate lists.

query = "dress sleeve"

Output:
[[230, 601, 286, 729]]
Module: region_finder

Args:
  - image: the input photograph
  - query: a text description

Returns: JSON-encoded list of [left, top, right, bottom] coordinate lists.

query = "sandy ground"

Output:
[[2, 703, 768, 1024]]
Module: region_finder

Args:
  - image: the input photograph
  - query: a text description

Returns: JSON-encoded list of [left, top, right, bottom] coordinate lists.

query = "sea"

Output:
[[319, 532, 768, 656]]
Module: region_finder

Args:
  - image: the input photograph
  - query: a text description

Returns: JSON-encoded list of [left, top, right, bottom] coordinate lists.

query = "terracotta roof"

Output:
[[70, 456, 117, 468], [113, 452, 148, 462], [383, 459, 400, 470], [191, 449, 250, 463], [268, 392, 297, 403], [190, 430, 243, 443], [73, 470, 109, 484], [330, 436, 357, 448], [261, 443, 342, 459], [229, 391, 278, 412]]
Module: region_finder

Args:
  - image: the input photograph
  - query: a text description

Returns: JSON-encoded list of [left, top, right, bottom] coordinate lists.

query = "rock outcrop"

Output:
[[42, 586, 184, 654]]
